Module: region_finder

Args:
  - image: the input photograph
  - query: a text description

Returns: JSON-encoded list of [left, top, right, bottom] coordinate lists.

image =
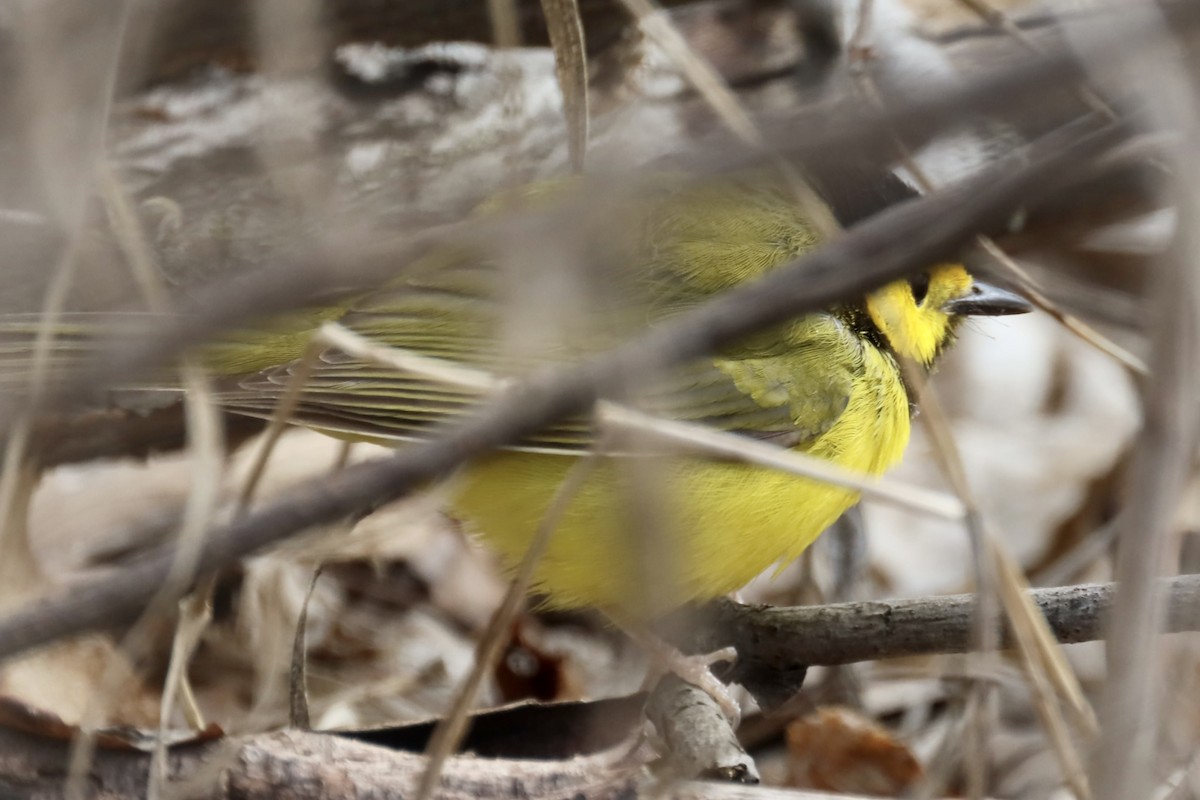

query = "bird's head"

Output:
[[865, 264, 1032, 366]]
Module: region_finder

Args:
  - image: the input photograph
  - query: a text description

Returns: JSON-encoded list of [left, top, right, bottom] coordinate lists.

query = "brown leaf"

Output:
[[785, 706, 922, 797]]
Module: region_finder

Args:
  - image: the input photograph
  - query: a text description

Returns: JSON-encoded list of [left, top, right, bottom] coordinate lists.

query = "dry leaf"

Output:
[[785, 706, 923, 797]]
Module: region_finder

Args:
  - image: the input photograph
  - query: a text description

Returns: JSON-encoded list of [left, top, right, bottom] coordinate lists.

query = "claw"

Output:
[[645, 640, 742, 724]]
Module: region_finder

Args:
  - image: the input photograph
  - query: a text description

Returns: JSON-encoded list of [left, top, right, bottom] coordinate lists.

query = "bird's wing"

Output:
[[0, 313, 151, 381], [219, 299, 860, 456], [0, 277, 860, 457], [0, 305, 347, 385]]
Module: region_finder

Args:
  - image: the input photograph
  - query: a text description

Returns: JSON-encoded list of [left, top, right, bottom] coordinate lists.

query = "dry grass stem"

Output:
[[99, 161, 229, 800], [595, 403, 966, 519], [539, 0, 589, 171], [316, 323, 506, 392], [950, 0, 1115, 119], [1082, 7, 1200, 799], [903, 357, 1093, 800], [847, 33, 1141, 380], [614, 0, 838, 238], [976, 239, 1147, 376], [13, 246, 93, 800], [848, 0, 877, 59], [320, 323, 965, 518], [616, 0, 758, 143], [288, 443, 355, 730], [899, 359, 995, 800], [0, 235, 80, 605], [989, 540, 1098, 738], [236, 340, 325, 512], [413, 451, 603, 800], [988, 542, 1092, 800], [288, 564, 325, 731], [901, 351, 1093, 800], [487, 0, 523, 48], [846, 26, 1111, 788], [150, 584, 216, 799]]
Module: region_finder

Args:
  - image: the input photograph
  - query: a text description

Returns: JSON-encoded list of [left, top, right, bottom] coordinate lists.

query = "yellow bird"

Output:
[[4, 171, 1031, 615]]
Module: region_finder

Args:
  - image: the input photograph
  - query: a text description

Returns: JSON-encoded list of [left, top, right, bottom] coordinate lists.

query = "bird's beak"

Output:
[[943, 281, 1033, 316]]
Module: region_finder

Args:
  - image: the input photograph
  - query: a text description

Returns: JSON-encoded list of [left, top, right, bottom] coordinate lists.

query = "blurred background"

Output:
[[0, 1, 1188, 798]]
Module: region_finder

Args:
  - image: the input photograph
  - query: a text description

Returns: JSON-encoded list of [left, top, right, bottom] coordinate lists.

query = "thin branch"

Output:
[[0, 724, 934, 800], [681, 574, 1200, 673], [235, 340, 323, 512], [595, 404, 965, 520], [3, 576, 1200, 796], [1090, 12, 1200, 798], [414, 451, 603, 800], [487, 0, 523, 48], [538, 0, 588, 171], [317, 324, 966, 519], [646, 676, 758, 782], [288, 564, 325, 730], [896, 359, 998, 800]]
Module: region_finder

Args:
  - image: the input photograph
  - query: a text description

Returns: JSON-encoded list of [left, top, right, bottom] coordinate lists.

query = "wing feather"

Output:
[[219, 272, 859, 455]]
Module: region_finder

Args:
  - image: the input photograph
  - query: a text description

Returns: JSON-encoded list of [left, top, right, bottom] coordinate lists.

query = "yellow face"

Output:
[[865, 263, 975, 366]]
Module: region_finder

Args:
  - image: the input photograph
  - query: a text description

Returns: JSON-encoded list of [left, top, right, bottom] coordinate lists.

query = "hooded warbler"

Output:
[[5, 170, 1031, 614]]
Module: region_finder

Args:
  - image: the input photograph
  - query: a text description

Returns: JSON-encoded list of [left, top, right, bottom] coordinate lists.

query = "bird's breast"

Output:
[[452, 342, 912, 613]]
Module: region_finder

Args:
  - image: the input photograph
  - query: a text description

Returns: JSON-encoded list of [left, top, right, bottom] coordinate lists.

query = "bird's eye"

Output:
[[909, 272, 930, 305]]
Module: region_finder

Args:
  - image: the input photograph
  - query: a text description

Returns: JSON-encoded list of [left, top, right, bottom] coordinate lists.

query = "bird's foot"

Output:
[[643, 640, 741, 725], [604, 608, 742, 724]]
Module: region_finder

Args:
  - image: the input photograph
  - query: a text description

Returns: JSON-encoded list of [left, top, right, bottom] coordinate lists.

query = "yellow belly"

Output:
[[452, 347, 911, 613]]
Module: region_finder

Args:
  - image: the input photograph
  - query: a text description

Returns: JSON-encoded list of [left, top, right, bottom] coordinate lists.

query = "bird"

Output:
[[0, 169, 1031, 616]]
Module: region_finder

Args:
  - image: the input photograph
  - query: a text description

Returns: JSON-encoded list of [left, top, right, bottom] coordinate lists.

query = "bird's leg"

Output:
[[645, 637, 741, 725], [608, 611, 741, 724]]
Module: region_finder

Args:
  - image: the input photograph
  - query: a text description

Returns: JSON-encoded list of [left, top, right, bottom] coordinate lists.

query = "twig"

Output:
[[898, 360, 997, 800], [414, 450, 603, 800], [539, 0, 588, 171], [1089, 11, 1200, 798], [487, 0, 523, 47], [595, 404, 965, 520], [288, 564, 325, 730], [0, 723, 935, 800], [314, 325, 965, 519], [646, 676, 758, 782], [680, 574, 1200, 672], [614, 0, 837, 237], [235, 340, 324, 512], [94, 161, 228, 800]]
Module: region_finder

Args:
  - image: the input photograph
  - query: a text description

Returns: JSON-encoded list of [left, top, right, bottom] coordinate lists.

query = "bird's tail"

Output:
[[0, 312, 167, 391]]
